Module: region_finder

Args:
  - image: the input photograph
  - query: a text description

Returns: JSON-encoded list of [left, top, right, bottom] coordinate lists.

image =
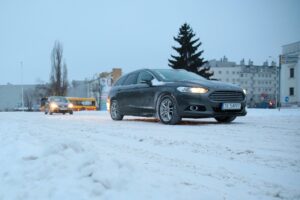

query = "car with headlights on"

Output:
[[107, 69, 247, 124], [44, 96, 73, 115]]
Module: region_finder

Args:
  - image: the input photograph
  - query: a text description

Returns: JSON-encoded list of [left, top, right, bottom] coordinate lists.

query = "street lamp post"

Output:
[[268, 56, 278, 109], [278, 55, 282, 111]]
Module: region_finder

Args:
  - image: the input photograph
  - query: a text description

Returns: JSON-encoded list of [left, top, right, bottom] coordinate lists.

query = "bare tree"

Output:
[[49, 41, 68, 96], [24, 88, 35, 110]]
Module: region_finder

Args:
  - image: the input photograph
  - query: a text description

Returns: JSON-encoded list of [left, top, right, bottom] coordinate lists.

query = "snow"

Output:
[[0, 108, 300, 200]]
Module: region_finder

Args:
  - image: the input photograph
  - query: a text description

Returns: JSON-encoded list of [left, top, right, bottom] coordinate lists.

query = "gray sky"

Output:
[[0, 0, 299, 84]]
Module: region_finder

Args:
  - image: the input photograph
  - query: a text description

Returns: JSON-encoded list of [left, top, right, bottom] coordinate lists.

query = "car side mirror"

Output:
[[140, 79, 152, 86]]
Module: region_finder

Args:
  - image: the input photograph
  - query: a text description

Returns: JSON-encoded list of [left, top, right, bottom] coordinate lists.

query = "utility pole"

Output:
[[21, 61, 24, 111]]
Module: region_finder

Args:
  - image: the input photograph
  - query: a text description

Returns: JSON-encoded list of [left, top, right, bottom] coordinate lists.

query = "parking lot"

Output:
[[0, 109, 300, 200]]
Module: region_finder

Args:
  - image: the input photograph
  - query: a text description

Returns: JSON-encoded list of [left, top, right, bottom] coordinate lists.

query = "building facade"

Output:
[[87, 68, 122, 110], [280, 41, 300, 106], [209, 56, 278, 108], [0, 84, 43, 111]]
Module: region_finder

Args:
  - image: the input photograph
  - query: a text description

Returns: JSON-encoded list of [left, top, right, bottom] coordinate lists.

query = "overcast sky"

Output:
[[0, 0, 299, 84]]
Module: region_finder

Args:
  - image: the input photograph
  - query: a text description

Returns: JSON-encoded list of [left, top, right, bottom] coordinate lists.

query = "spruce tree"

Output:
[[168, 23, 213, 79]]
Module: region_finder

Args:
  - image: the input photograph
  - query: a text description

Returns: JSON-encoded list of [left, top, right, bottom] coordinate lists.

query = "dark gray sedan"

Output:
[[107, 69, 247, 124], [44, 96, 73, 115]]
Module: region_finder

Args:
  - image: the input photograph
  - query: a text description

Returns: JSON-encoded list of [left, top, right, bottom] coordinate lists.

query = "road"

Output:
[[0, 109, 300, 200]]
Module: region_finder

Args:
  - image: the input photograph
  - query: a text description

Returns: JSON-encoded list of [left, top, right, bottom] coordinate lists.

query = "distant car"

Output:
[[44, 96, 73, 115], [107, 69, 247, 124]]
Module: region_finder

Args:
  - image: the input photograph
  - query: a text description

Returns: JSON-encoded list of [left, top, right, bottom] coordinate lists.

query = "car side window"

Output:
[[114, 75, 127, 86], [123, 73, 138, 85], [137, 71, 154, 84]]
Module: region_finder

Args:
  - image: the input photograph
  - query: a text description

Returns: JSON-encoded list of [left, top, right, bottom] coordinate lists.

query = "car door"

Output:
[[116, 72, 139, 115], [134, 71, 157, 115]]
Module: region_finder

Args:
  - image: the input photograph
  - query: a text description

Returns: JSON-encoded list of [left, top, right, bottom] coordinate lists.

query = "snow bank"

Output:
[[0, 138, 133, 200], [0, 109, 300, 200]]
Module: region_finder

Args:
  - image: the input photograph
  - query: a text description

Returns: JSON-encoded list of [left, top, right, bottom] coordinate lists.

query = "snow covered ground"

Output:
[[0, 108, 300, 200]]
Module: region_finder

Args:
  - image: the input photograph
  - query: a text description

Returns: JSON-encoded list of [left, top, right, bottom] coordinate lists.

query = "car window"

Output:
[[137, 71, 154, 83], [114, 75, 127, 86], [123, 73, 138, 85], [50, 96, 68, 103]]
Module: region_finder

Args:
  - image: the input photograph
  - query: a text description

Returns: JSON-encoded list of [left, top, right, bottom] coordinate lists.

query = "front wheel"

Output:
[[215, 116, 236, 123], [158, 95, 181, 125], [110, 100, 123, 120]]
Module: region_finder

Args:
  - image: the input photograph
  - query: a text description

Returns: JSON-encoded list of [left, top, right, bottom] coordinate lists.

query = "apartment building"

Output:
[[280, 41, 300, 106], [209, 56, 278, 107]]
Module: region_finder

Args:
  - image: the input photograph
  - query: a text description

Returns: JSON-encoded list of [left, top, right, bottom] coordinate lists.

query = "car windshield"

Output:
[[153, 69, 206, 82], [51, 97, 68, 103]]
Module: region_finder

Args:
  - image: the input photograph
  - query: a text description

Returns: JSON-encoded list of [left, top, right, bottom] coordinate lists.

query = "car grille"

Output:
[[209, 91, 245, 102]]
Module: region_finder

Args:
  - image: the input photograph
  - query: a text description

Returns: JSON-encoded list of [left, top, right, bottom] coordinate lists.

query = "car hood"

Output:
[[166, 79, 242, 91]]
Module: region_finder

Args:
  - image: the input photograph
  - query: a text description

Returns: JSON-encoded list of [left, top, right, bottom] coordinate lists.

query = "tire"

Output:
[[215, 116, 236, 123], [69, 110, 73, 115], [158, 95, 181, 125], [49, 111, 53, 115], [63, 112, 66, 115], [110, 100, 123, 120]]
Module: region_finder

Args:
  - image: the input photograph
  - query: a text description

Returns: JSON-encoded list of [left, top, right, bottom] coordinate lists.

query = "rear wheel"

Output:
[[215, 116, 236, 123], [110, 100, 123, 120], [69, 110, 73, 115], [158, 95, 181, 125]]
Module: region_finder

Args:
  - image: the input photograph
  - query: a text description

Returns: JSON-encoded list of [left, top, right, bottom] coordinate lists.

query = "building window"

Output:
[[289, 87, 294, 96], [290, 68, 294, 78]]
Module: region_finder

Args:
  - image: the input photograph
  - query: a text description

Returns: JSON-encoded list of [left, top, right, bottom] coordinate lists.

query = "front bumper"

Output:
[[175, 92, 247, 118], [50, 107, 72, 113]]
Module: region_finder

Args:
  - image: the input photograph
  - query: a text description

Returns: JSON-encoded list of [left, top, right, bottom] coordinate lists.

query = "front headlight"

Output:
[[177, 87, 208, 94], [68, 103, 73, 108], [50, 103, 58, 109], [243, 89, 247, 95]]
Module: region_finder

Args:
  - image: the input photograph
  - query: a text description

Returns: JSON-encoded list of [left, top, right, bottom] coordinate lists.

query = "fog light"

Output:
[[189, 106, 198, 111]]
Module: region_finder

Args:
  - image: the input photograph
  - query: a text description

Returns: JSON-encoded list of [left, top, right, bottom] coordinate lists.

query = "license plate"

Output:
[[222, 103, 241, 110]]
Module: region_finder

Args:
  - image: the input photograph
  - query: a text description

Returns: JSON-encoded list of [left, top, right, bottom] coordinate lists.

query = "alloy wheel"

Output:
[[159, 98, 174, 122]]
